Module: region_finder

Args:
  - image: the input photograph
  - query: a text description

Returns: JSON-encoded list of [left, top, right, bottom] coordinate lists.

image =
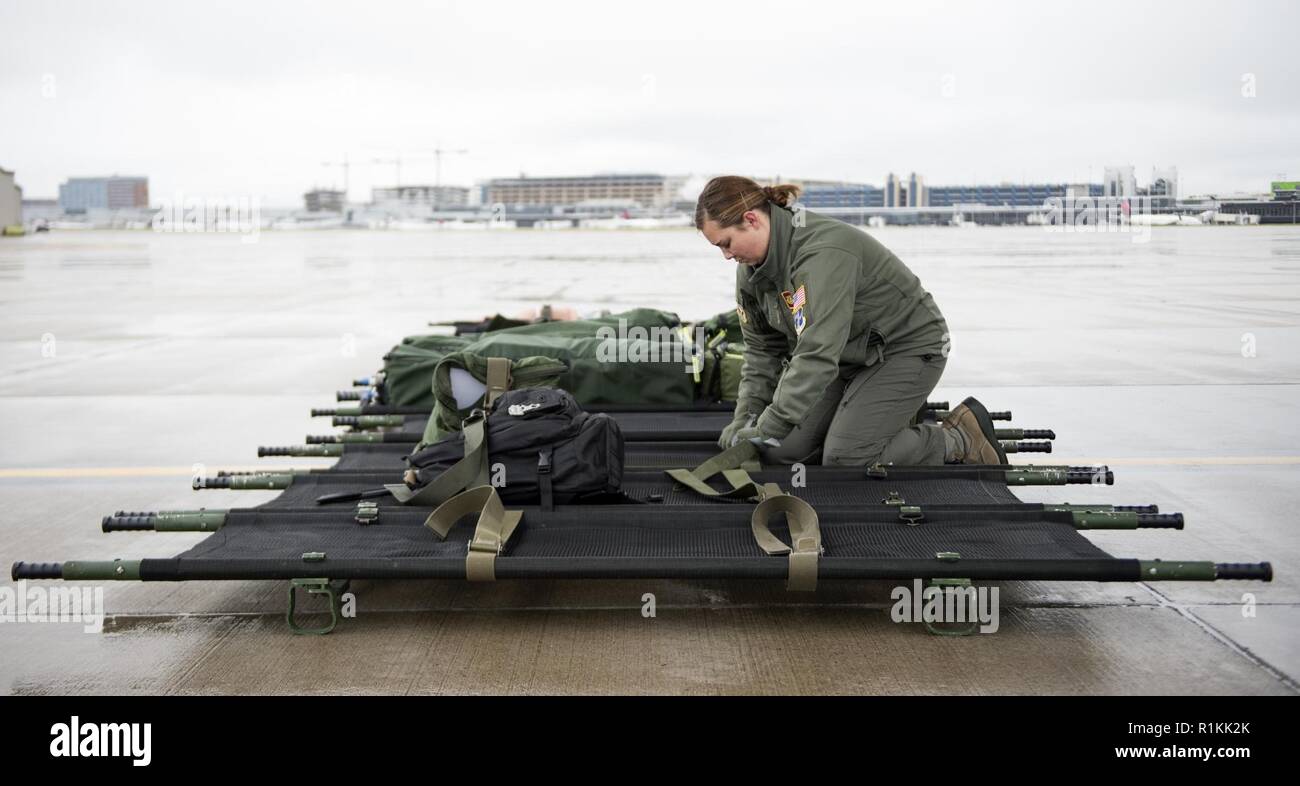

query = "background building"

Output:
[[1219, 180, 1300, 224], [883, 173, 904, 207], [0, 167, 22, 228], [371, 185, 469, 209], [21, 199, 59, 224], [800, 181, 884, 208], [303, 189, 345, 213], [1103, 165, 1137, 198], [927, 182, 1104, 206], [483, 173, 679, 209], [57, 176, 148, 213]]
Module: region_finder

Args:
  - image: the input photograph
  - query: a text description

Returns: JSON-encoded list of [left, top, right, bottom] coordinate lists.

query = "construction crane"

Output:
[[320, 154, 352, 199], [371, 156, 403, 187], [431, 144, 469, 205]]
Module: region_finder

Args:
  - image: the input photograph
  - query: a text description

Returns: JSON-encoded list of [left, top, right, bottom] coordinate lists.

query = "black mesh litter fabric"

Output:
[[171, 507, 1113, 566], [131, 406, 1143, 584], [316, 441, 819, 472], [254, 467, 1023, 509]]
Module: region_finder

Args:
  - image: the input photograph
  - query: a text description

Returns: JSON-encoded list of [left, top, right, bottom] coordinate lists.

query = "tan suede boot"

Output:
[[942, 396, 1008, 465]]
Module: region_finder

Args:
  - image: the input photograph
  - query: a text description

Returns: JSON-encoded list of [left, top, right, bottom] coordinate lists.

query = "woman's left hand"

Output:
[[730, 426, 781, 449]]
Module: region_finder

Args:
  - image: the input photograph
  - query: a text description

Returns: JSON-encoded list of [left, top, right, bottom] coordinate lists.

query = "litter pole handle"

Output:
[[11, 562, 62, 580], [102, 514, 156, 532], [1137, 513, 1184, 529], [1216, 562, 1273, 581], [1115, 504, 1158, 514]]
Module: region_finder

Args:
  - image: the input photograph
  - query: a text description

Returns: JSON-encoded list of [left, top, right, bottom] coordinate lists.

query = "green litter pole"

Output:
[[218, 468, 325, 477], [1002, 440, 1051, 454], [1138, 561, 1272, 581], [1065, 510, 1184, 529], [1003, 465, 1113, 485], [193, 474, 294, 490], [314, 405, 424, 417], [1045, 503, 1158, 514], [995, 428, 1056, 440], [305, 433, 391, 444], [258, 444, 345, 458], [11, 560, 143, 580], [313, 406, 363, 417], [934, 409, 1011, 421], [333, 415, 405, 429], [102, 510, 227, 533]]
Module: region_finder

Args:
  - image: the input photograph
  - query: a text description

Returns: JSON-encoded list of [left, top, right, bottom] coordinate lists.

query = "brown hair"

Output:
[[694, 176, 801, 230]]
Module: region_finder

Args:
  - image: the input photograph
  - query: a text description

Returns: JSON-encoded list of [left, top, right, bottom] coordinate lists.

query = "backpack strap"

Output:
[[386, 412, 490, 506], [664, 442, 766, 501], [484, 357, 512, 409], [537, 446, 554, 512], [749, 491, 823, 591], [424, 485, 523, 582]]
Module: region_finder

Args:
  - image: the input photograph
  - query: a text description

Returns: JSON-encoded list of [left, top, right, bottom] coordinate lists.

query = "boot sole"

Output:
[[961, 396, 1009, 465]]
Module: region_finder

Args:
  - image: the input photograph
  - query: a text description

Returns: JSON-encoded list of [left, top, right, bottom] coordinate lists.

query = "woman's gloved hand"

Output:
[[718, 413, 757, 450], [729, 425, 782, 449]]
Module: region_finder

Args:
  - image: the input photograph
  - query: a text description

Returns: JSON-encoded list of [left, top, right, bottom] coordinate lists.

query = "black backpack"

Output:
[[392, 387, 624, 509]]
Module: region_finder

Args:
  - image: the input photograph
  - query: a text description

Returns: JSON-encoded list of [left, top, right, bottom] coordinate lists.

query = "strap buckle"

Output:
[[468, 533, 502, 555], [898, 506, 924, 526], [354, 501, 380, 525]]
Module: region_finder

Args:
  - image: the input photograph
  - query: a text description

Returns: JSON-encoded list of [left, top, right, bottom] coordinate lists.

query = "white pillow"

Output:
[[448, 366, 488, 410]]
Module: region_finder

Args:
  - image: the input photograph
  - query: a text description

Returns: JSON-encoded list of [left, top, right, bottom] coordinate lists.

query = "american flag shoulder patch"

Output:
[[791, 284, 808, 335], [791, 285, 806, 311]]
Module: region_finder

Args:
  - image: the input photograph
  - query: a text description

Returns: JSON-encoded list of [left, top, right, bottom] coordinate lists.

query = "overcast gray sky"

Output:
[[2, 0, 1297, 206]]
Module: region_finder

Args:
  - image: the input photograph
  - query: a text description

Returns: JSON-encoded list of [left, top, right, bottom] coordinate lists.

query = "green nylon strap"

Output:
[[750, 492, 822, 591], [484, 357, 511, 409], [386, 414, 490, 506], [665, 442, 765, 501], [423, 485, 523, 582]]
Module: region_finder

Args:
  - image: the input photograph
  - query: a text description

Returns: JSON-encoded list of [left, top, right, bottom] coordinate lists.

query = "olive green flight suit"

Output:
[[734, 203, 951, 466]]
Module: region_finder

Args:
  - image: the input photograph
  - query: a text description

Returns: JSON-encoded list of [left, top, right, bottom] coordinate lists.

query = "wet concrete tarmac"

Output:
[[0, 226, 1296, 694]]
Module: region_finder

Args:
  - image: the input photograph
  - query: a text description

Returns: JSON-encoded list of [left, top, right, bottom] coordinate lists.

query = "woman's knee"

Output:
[[760, 439, 822, 465]]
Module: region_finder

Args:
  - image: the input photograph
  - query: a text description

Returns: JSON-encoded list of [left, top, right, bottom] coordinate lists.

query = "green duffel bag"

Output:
[[471, 332, 696, 405], [698, 308, 743, 345], [425, 331, 698, 438], [698, 342, 746, 403], [381, 336, 474, 407], [399, 333, 474, 352], [718, 349, 745, 401]]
